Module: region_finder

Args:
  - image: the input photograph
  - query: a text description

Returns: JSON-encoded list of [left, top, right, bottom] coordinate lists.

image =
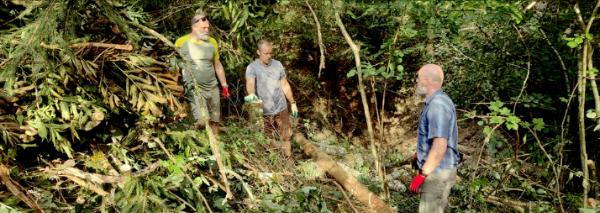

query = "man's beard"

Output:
[[193, 32, 208, 40], [415, 85, 427, 97]]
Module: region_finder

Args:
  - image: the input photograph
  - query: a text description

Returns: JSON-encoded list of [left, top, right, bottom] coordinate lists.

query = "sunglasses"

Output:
[[192, 16, 208, 24]]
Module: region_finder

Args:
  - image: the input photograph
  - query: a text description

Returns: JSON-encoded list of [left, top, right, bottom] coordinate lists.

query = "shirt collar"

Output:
[[425, 89, 444, 104], [256, 59, 272, 67]]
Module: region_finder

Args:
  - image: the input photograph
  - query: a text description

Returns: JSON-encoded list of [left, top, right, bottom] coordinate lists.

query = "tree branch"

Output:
[[305, 0, 326, 77], [40, 42, 133, 51], [0, 163, 44, 213], [129, 22, 176, 49], [586, 0, 600, 32], [333, 3, 382, 185]]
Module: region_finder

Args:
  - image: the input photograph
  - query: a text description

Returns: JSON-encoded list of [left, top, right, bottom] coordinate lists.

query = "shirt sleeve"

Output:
[[426, 99, 452, 140], [245, 65, 256, 78], [208, 37, 219, 61], [278, 61, 287, 80], [174, 34, 190, 49]]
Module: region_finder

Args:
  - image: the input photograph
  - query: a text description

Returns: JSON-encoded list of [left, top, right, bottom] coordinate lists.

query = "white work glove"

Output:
[[244, 94, 259, 103], [291, 102, 298, 118]]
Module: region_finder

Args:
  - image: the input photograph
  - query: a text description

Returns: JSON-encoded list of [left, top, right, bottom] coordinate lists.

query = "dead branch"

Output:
[[129, 22, 176, 49], [304, 0, 326, 77], [63, 175, 108, 196], [294, 134, 393, 213], [69, 42, 133, 51], [226, 169, 256, 201], [40, 42, 133, 51], [203, 119, 234, 201], [0, 163, 44, 213], [41, 161, 160, 185], [331, 179, 359, 213], [485, 195, 533, 213]]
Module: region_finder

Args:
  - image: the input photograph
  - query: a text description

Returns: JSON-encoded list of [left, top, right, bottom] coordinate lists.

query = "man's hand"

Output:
[[244, 94, 259, 103], [409, 172, 427, 193], [291, 102, 298, 117], [222, 86, 230, 98]]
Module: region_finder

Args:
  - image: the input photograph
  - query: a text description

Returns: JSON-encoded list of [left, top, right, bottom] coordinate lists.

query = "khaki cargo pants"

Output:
[[419, 167, 457, 213]]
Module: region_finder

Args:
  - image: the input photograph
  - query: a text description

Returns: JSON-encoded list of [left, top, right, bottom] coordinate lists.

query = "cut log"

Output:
[[293, 134, 393, 213]]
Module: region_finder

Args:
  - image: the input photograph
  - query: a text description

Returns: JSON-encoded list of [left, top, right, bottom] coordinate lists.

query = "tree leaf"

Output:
[[532, 118, 545, 131], [490, 116, 504, 124], [483, 126, 493, 135], [586, 110, 597, 119], [567, 41, 579, 48], [489, 101, 503, 112], [506, 116, 521, 130], [346, 69, 357, 78]]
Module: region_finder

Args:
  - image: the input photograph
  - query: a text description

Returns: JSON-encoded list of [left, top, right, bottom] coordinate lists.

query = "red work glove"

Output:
[[222, 86, 230, 98], [409, 171, 427, 193]]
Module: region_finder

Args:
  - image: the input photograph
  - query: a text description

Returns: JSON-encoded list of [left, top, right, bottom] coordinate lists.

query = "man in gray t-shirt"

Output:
[[245, 39, 298, 158]]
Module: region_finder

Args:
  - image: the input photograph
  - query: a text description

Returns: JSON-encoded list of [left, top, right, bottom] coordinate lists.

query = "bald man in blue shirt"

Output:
[[409, 64, 461, 213]]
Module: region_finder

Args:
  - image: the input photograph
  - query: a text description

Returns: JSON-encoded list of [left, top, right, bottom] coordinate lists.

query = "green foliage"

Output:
[[0, 0, 185, 158], [0, 0, 598, 211], [564, 35, 585, 48], [107, 176, 172, 212]]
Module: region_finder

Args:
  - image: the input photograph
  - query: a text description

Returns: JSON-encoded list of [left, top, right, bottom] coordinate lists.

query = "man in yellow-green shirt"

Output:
[[176, 10, 229, 134]]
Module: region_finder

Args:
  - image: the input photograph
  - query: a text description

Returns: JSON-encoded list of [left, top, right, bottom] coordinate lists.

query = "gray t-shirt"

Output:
[[246, 59, 287, 116]]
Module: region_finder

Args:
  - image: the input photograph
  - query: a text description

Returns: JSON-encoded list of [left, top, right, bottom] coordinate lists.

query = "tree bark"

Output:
[[304, 0, 326, 77], [333, 4, 382, 184], [577, 38, 590, 208], [294, 134, 393, 213], [574, 0, 600, 206]]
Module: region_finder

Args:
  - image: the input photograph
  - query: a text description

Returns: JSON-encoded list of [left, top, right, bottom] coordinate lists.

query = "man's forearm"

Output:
[[421, 137, 447, 175], [281, 79, 295, 103], [215, 60, 227, 86], [246, 77, 255, 95]]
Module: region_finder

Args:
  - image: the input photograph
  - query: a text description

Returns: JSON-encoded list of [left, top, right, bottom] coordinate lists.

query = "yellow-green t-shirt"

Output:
[[175, 34, 220, 90]]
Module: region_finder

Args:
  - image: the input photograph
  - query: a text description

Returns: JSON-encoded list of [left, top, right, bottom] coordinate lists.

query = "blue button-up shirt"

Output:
[[417, 89, 460, 173]]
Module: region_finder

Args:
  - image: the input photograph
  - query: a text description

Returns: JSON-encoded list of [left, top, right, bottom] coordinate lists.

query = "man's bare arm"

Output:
[[280, 78, 295, 103], [421, 137, 447, 175], [214, 59, 227, 87]]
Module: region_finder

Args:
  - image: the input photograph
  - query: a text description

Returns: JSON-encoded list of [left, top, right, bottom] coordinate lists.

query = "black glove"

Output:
[[411, 153, 419, 170]]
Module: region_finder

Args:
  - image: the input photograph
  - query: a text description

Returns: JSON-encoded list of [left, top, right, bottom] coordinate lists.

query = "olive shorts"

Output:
[[189, 86, 221, 123]]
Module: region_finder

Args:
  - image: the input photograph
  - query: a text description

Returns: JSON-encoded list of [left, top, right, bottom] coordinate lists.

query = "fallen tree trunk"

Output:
[[293, 134, 393, 213]]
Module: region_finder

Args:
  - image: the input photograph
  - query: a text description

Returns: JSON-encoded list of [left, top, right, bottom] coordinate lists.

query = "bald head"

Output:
[[418, 64, 444, 84], [415, 64, 445, 97]]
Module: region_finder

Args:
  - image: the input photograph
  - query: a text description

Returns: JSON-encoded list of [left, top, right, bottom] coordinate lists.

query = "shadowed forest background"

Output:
[[1, 0, 599, 212]]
